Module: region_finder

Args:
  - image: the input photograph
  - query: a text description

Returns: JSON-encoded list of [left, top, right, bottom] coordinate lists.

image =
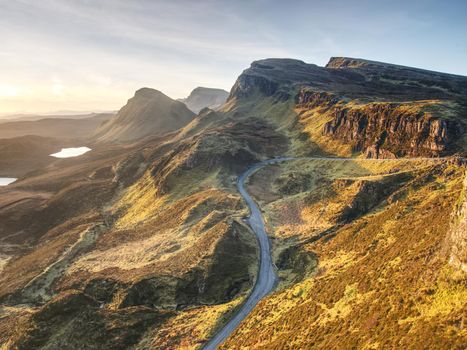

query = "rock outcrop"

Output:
[[321, 102, 463, 158], [230, 57, 467, 101], [231, 57, 467, 158], [2, 56, 466, 350]]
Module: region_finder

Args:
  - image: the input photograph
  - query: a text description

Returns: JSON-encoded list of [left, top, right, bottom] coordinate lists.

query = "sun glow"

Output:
[[0, 84, 19, 97]]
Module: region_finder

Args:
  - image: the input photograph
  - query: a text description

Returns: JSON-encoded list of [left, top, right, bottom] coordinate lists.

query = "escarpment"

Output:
[[295, 88, 465, 158], [1, 56, 466, 350], [230, 57, 467, 158], [294, 88, 466, 158], [229, 73, 280, 100], [321, 101, 463, 158]]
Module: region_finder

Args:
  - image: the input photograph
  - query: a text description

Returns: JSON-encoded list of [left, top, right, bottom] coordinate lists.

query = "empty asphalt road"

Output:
[[202, 159, 288, 350], [203, 156, 442, 349]]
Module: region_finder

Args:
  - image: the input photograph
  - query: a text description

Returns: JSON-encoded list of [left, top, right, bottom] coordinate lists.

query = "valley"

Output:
[[204, 155, 446, 349], [221, 156, 466, 349], [0, 57, 465, 350]]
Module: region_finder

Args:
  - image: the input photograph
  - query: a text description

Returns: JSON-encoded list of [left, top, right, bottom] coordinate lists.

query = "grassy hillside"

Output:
[[0, 57, 465, 349], [221, 158, 466, 349], [0, 108, 286, 349]]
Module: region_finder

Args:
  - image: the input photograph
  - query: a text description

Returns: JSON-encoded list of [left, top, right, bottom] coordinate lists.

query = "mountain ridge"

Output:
[[326, 56, 467, 78], [228, 57, 467, 158], [0, 56, 465, 349]]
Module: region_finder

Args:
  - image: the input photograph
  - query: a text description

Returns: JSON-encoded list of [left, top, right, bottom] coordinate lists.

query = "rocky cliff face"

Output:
[[296, 88, 465, 158], [1, 57, 466, 349], [230, 57, 467, 101], [296, 89, 340, 109], [228, 59, 326, 102], [320, 101, 463, 158], [229, 72, 280, 100], [231, 57, 467, 157]]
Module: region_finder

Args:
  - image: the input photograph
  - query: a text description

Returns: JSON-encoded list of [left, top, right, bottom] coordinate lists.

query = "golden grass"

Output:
[[257, 158, 436, 246], [0, 255, 11, 274], [221, 160, 466, 349], [114, 172, 167, 229], [417, 266, 467, 319], [319, 250, 358, 276], [147, 297, 244, 350], [417, 280, 466, 318], [317, 283, 373, 325], [68, 186, 243, 280]]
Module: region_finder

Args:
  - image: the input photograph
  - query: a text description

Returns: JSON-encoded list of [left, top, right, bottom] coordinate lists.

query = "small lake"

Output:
[[0, 178, 17, 186], [50, 147, 91, 158]]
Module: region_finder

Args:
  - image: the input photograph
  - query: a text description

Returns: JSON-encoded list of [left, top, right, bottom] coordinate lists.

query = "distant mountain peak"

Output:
[[134, 87, 165, 98], [179, 87, 229, 113], [93, 87, 195, 142], [190, 86, 226, 93]]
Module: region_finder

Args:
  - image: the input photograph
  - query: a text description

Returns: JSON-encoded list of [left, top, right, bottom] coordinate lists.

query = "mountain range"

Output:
[[0, 57, 465, 350]]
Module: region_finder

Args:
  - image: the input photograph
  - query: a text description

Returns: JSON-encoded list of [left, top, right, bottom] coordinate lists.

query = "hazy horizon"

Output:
[[1, 0, 466, 114]]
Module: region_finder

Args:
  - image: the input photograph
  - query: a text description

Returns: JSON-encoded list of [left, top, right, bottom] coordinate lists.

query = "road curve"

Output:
[[202, 156, 442, 349], [202, 158, 294, 350]]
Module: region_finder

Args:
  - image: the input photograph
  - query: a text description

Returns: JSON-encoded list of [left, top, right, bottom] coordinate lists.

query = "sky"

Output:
[[0, 0, 466, 115]]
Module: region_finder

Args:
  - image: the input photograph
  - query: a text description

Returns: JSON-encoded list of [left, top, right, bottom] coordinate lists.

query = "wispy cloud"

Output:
[[0, 0, 466, 114]]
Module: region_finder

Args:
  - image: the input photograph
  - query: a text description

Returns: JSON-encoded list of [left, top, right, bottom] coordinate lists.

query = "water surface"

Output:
[[0, 178, 17, 186], [50, 147, 91, 158]]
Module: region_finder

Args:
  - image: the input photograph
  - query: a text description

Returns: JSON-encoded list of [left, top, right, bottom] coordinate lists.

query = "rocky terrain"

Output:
[[231, 57, 466, 158], [297, 89, 462, 157], [0, 57, 465, 349], [179, 87, 229, 113]]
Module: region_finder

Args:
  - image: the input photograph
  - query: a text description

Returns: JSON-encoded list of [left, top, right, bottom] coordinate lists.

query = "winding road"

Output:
[[202, 159, 291, 350], [203, 156, 442, 349]]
